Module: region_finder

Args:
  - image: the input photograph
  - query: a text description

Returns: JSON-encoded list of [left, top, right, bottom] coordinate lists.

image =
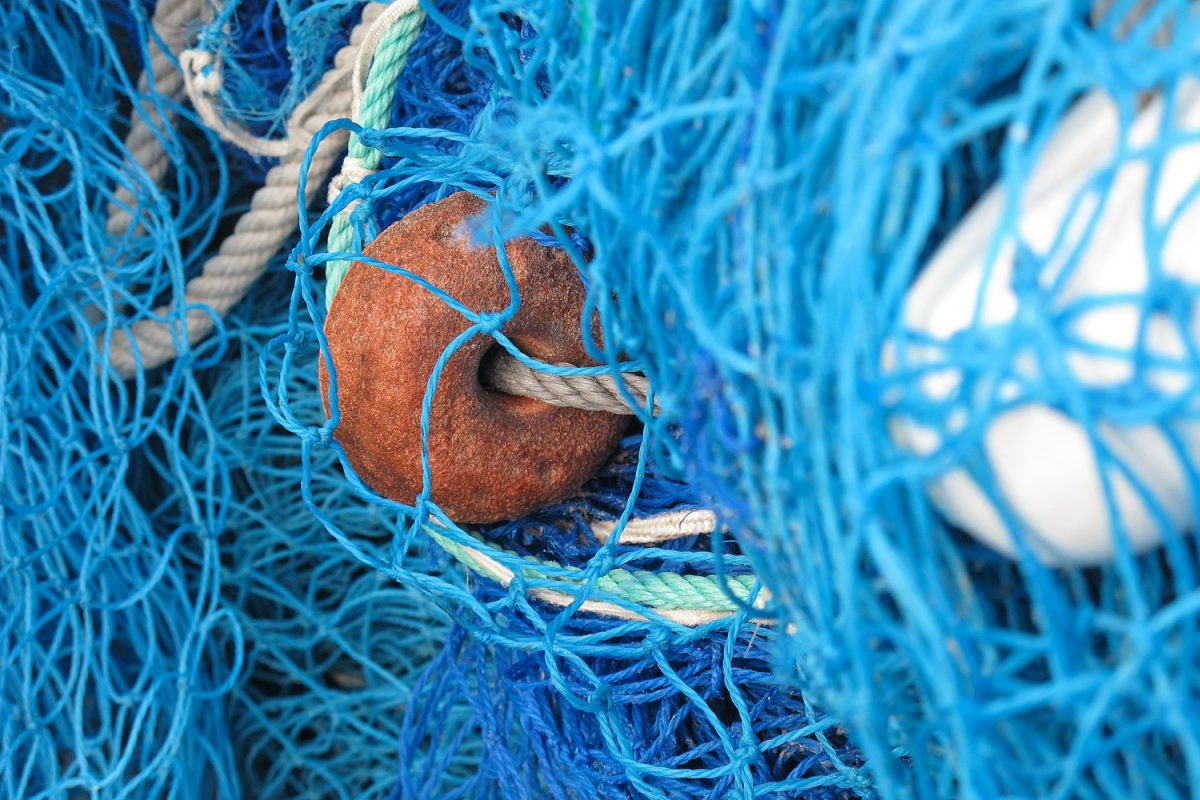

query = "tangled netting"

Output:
[[4, 0, 866, 797], [267, 2, 873, 795], [10, 0, 1200, 797], [187, 0, 364, 155], [1, 1, 458, 797], [271, 0, 1200, 798]]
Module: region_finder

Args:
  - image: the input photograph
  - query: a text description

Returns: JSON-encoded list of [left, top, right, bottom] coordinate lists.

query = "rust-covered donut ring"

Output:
[[320, 192, 629, 524]]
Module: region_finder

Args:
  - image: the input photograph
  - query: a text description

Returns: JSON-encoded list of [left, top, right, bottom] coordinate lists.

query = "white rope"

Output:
[[484, 355, 658, 415], [351, 0, 422, 121], [179, 47, 292, 158], [590, 509, 719, 545], [106, 2, 388, 378], [443, 524, 757, 626], [326, 155, 375, 203], [325, 0, 422, 206]]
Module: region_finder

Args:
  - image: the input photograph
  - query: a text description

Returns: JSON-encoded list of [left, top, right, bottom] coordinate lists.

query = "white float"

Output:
[[887, 78, 1200, 565]]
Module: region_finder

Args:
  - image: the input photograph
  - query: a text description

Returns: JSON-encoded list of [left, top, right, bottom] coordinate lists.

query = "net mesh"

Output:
[[6, 0, 1200, 798]]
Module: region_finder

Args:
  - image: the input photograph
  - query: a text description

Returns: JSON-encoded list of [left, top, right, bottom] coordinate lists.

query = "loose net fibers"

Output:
[[274, 0, 1200, 798]]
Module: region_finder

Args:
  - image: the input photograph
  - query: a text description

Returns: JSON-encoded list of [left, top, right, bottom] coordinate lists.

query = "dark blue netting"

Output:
[[392, 622, 865, 800], [197, 0, 364, 142]]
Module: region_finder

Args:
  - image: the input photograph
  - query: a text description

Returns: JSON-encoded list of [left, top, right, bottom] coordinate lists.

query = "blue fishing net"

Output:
[[8, 0, 1200, 798], [283, 0, 1200, 797], [266, 2, 872, 793], [393, 619, 865, 800], [388, 1, 1197, 798], [1, 2, 454, 797], [192, 0, 363, 142]]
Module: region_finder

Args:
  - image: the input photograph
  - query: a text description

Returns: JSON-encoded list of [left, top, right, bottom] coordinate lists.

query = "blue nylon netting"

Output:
[[266, 1, 872, 795], [8, 0, 1200, 798], [2, 1, 459, 797], [195, 0, 363, 143]]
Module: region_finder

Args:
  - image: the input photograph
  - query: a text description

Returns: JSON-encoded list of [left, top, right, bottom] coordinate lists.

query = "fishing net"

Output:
[[2, 1, 454, 797], [6, 0, 1200, 798]]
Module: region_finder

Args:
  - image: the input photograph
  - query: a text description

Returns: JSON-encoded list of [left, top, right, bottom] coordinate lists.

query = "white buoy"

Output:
[[887, 78, 1200, 565]]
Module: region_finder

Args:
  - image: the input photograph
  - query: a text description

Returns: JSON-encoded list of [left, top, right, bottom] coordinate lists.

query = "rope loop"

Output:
[[180, 46, 292, 158]]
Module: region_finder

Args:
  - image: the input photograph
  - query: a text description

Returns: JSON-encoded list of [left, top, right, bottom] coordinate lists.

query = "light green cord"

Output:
[[428, 528, 760, 616], [325, 5, 426, 308]]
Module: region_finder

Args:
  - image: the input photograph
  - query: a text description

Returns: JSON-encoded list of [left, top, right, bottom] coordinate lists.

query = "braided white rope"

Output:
[[326, 0, 421, 204], [179, 48, 291, 158], [485, 355, 657, 416], [351, 0, 422, 121], [178, 0, 414, 158], [590, 509, 719, 545], [439, 524, 759, 626], [106, 2, 388, 378]]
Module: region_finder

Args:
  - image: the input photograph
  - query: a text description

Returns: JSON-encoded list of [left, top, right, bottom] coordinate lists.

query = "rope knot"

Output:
[[734, 743, 761, 765], [327, 157, 376, 205], [588, 548, 616, 575], [292, 252, 312, 277], [285, 328, 307, 350], [645, 628, 671, 648], [476, 311, 505, 335], [588, 682, 612, 705], [305, 426, 334, 448], [180, 48, 221, 94]]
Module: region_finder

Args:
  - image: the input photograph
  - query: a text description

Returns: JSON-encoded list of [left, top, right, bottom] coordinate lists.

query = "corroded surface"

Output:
[[321, 192, 628, 523]]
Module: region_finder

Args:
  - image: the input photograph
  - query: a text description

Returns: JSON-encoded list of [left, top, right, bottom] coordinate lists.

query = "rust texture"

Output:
[[321, 192, 628, 523]]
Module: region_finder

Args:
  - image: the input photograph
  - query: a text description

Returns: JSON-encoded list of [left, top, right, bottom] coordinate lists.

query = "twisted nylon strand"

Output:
[[105, 2, 388, 378], [427, 527, 766, 625]]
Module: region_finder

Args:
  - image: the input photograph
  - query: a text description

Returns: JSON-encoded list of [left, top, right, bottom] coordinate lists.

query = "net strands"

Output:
[[1, 1, 455, 797], [426, 2, 1200, 799], [2, 0, 860, 798], [393, 622, 864, 800], [278, 1, 1200, 799], [6, 0, 1200, 799], [270, 0, 873, 797]]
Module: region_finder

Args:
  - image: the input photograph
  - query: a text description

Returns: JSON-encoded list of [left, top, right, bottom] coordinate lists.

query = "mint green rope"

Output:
[[325, 6, 426, 308], [428, 528, 759, 616]]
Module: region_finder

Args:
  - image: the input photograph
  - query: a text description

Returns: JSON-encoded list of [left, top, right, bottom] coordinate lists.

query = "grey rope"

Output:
[[484, 351, 656, 416]]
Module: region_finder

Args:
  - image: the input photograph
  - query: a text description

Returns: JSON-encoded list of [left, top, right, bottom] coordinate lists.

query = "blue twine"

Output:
[[277, 0, 1200, 797], [392, 620, 866, 800], [273, 5, 874, 798], [196, 0, 363, 147], [2, 2, 460, 797], [12, 0, 1200, 797], [2, 3, 233, 795], [429, 1, 1200, 798], [215, 275, 464, 799]]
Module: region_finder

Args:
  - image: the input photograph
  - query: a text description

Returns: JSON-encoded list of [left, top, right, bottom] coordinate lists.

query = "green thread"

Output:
[[428, 527, 758, 616], [580, 0, 592, 44], [325, 6, 426, 308]]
